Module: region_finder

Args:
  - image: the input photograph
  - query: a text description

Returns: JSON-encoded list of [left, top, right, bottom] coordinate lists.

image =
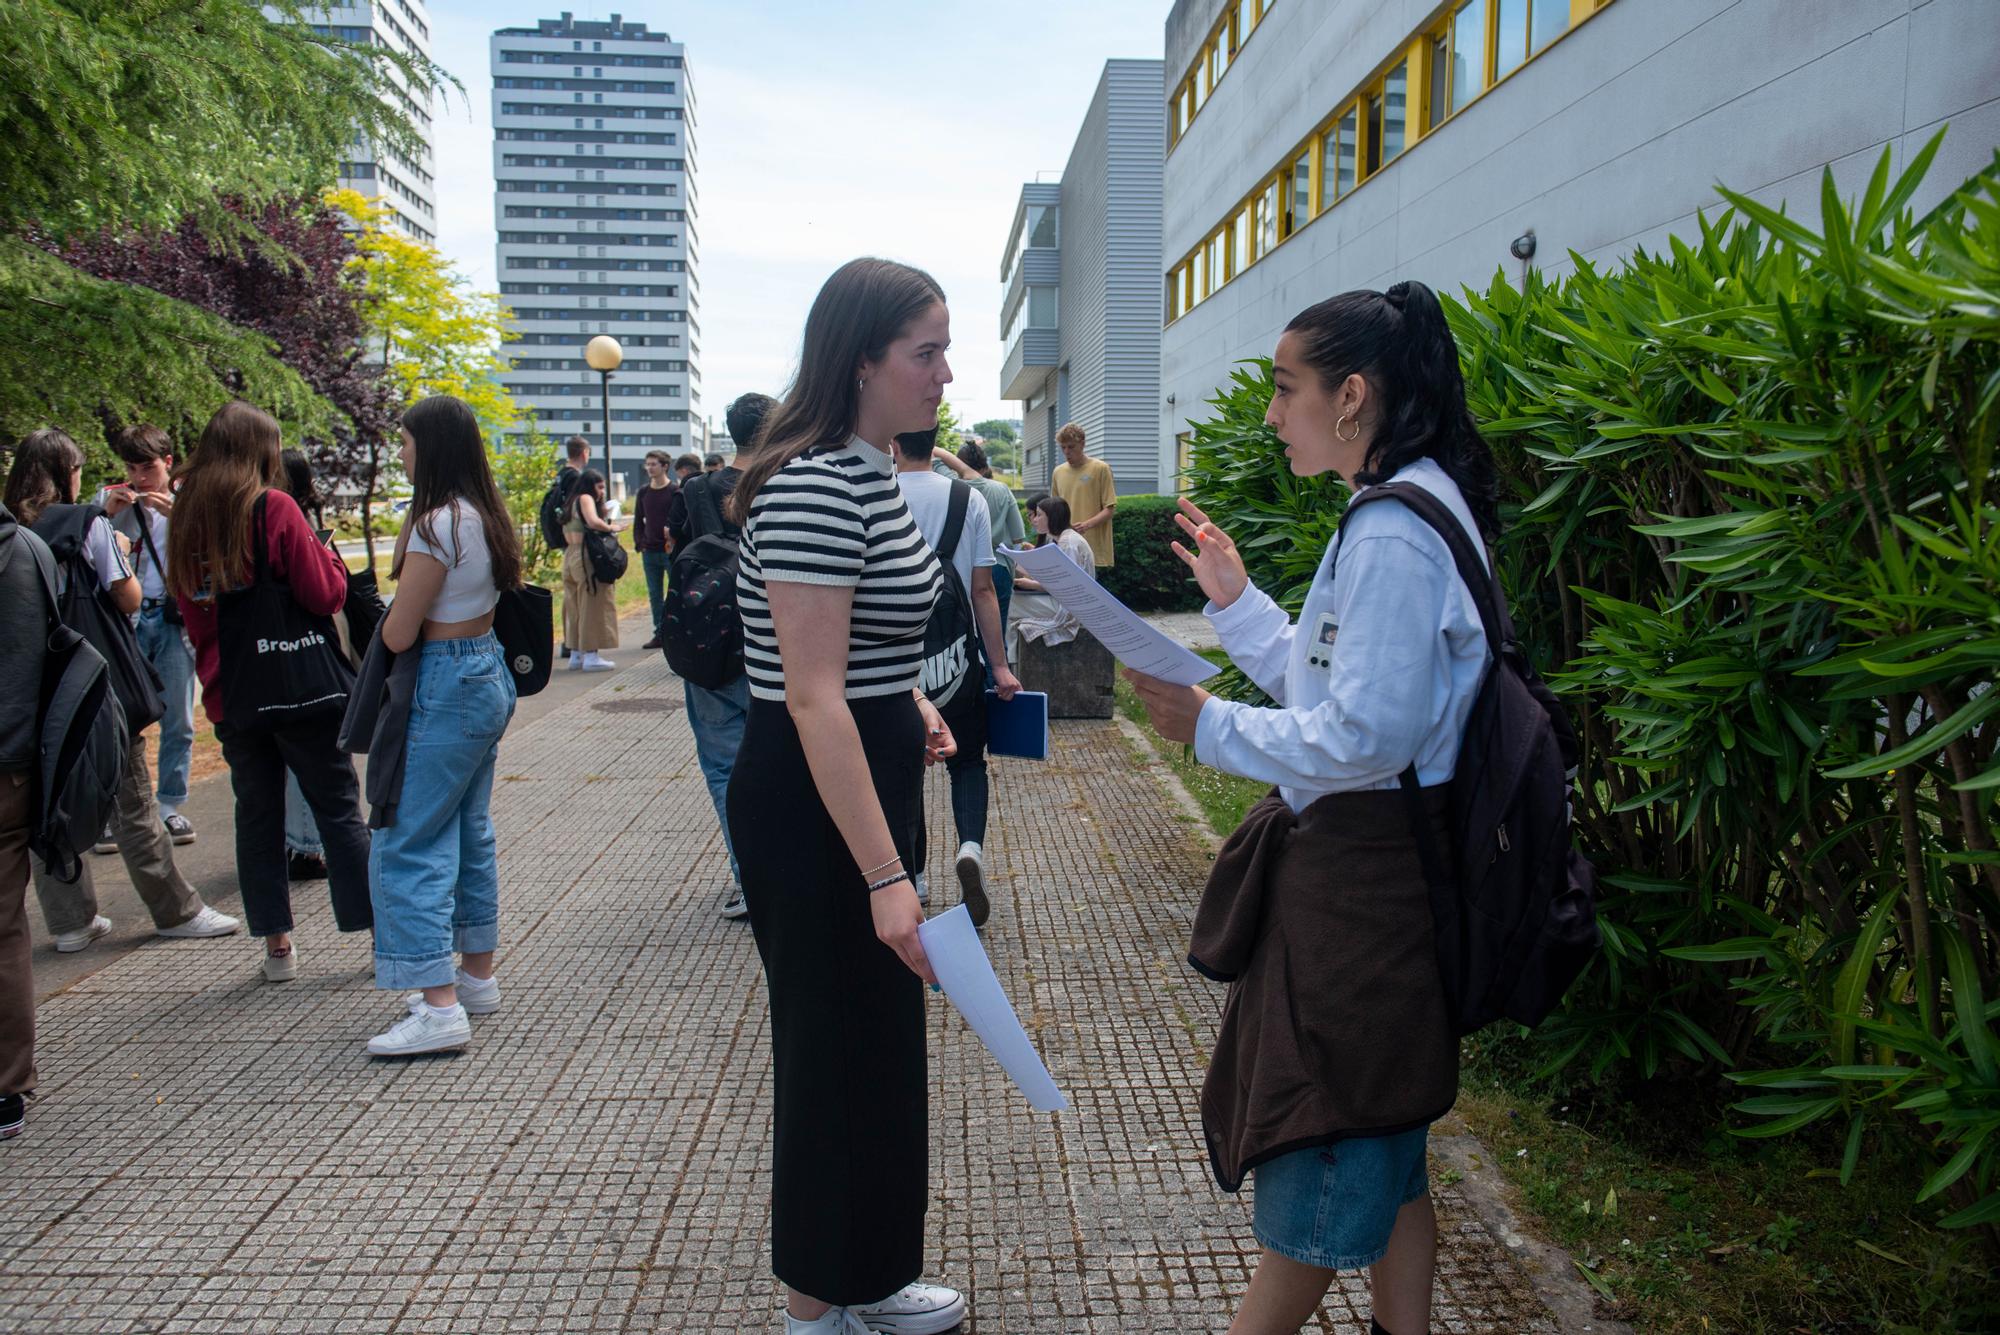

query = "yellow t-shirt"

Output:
[[1053, 456, 1117, 567]]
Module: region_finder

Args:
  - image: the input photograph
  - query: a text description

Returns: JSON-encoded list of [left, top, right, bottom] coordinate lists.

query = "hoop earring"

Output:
[[1335, 412, 1361, 443]]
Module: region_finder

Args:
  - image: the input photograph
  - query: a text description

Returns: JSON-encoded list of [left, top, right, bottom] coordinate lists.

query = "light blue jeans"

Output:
[[369, 634, 517, 990], [284, 773, 323, 858], [685, 672, 750, 886], [134, 605, 195, 808]]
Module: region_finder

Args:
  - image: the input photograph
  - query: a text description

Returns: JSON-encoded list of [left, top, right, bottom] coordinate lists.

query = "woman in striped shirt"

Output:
[[725, 258, 965, 1335]]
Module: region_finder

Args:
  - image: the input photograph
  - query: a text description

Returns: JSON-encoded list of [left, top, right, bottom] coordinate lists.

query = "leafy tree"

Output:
[[56, 196, 399, 502], [0, 0, 436, 474], [972, 418, 1020, 443], [934, 399, 965, 455], [327, 189, 518, 561]]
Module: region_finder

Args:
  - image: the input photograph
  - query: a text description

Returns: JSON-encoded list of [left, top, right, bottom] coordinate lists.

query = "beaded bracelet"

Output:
[[866, 871, 912, 893], [860, 856, 902, 879]]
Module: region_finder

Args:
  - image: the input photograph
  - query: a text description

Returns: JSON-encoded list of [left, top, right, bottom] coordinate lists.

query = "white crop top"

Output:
[[405, 502, 500, 621]]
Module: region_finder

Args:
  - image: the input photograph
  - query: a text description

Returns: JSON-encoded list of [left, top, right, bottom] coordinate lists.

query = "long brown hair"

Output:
[[3, 428, 85, 527], [728, 257, 946, 523], [166, 401, 284, 598], [392, 396, 524, 591]]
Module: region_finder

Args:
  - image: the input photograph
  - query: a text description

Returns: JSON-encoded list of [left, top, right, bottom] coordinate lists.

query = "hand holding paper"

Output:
[[919, 905, 1067, 1112], [1003, 543, 1219, 688]]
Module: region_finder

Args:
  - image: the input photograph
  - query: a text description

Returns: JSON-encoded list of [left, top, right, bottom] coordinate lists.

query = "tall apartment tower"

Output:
[[490, 11, 700, 493], [296, 1, 439, 243]]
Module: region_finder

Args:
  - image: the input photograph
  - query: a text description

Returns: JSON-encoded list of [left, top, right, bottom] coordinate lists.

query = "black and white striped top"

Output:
[[738, 437, 942, 701]]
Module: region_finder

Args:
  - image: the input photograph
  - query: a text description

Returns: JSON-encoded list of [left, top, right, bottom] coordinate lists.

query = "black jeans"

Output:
[[215, 713, 373, 937], [915, 684, 989, 876]]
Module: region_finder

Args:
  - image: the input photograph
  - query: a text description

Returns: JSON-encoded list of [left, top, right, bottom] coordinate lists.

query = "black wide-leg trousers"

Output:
[[728, 693, 927, 1306]]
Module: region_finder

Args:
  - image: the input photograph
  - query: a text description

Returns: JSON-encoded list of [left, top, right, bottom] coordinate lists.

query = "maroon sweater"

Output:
[[177, 489, 350, 725]]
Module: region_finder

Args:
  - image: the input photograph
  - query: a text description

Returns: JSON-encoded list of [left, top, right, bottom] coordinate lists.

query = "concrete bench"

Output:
[[1013, 628, 1116, 719]]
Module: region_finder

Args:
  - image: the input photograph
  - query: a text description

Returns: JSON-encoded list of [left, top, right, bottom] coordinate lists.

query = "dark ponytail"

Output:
[[1283, 280, 1500, 540]]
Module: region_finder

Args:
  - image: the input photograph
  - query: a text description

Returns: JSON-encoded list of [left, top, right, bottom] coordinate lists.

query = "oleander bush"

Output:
[[1098, 493, 1205, 612], [1185, 135, 2000, 1240]]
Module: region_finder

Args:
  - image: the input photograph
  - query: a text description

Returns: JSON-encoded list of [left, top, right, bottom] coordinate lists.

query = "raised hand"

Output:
[[1169, 497, 1248, 610]]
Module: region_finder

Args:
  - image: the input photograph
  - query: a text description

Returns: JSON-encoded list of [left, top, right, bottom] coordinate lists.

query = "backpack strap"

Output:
[[937, 479, 972, 564], [26, 529, 63, 632], [698, 475, 732, 541], [1339, 482, 1512, 655]]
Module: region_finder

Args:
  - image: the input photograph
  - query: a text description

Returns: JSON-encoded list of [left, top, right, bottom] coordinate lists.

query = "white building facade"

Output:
[[1000, 60, 1166, 492], [1160, 0, 2000, 486], [490, 11, 700, 492], [297, 1, 439, 244]]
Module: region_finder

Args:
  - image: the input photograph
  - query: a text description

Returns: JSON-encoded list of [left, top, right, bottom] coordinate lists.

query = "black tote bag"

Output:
[[215, 495, 354, 729], [492, 583, 554, 697]]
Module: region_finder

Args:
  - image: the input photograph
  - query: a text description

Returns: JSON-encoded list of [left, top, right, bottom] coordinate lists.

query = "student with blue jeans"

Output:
[[104, 425, 199, 843], [362, 396, 525, 1058], [669, 391, 776, 921]]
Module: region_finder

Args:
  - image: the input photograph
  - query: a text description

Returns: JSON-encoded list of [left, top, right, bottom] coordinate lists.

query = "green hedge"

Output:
[[1185, 137, 2000, 1237], [1096, 493, 1205, 612]]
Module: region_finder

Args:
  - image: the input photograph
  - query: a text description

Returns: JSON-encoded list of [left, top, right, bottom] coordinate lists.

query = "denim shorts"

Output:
[[1250, 1127, 1431, 1270]]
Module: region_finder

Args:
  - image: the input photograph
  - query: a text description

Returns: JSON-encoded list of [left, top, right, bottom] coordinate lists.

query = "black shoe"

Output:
[[162, 812, 196, 845], [0, 1093, 24, 1140], [558, 640, 570, 657], [642, 636, 662, 650], [288, 851, 328, 882]]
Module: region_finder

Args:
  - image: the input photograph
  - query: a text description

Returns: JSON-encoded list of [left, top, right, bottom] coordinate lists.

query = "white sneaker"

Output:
[[54, 915, 113, 953], [262, 947, 298, 982], [914, 871, 928, 906], [404, 970, 500, 1016], [719, 890, 749, 920], [954, 841, 988, 928], [367, 1002, 471, 1056], [581, 652, 616, 671], [156, 905, 241, 939], [567, 652, 584, 671], [785, 1308, 872, 1334], [91, 825, 116, 855], [850, 1281, 967, 1334]]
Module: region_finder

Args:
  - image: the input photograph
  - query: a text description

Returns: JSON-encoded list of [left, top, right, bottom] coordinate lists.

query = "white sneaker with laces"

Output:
[[367, 1002, 471, 1056], [156, 905, 241, 939], [719, 890, 749, 920], [567, 652, 584, 671], [581, 652, 616, 671], [954, 841, 988, 928], [785, 1308, 872, 1334], [849, 1281, 967, 1334], [54, 915, 113, 953]]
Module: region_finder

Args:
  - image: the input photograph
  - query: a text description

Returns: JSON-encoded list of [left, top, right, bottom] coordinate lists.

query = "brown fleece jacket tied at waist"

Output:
[[1189, 787, 1458, 1192]]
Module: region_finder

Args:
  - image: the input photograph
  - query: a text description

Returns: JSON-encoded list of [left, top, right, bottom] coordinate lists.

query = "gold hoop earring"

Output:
[[1335, 412, 1361, 443]]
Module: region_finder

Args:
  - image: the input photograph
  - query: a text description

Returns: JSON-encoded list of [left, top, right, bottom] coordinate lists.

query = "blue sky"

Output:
[[425, 0, 1172, 430]]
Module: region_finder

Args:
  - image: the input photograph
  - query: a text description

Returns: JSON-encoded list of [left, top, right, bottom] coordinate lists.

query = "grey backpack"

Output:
[[26, 535, 127, 884]]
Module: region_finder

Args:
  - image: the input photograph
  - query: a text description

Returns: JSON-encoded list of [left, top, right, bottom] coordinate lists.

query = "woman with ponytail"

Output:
[[1125, 281, 1498, 1335], [726, 257, 966, 1334]]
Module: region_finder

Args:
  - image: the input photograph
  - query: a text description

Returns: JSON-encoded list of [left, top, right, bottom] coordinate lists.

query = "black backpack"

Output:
[[662, 474, 744, 689], [1340, 482, 1600, 1036], [24, 532, 127, 884], [917, 480, 978, 710], [35, 503, 165, 733], [538, 467, 576, 552]]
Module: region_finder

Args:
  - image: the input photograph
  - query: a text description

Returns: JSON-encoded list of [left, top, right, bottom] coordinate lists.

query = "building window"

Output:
[[1228, 208, 1249, 279], [1287, 148, 1312, 235], [1320, 107, 1355, 211], [1495, 0, 1530, 80], [1256, 179, 1278, 258], [1530, 0, 1569, 53]]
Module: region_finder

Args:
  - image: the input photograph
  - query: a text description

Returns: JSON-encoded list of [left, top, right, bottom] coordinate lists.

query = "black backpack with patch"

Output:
[[917, 480, 978, 710], [662, 474, 745, 690], [36, 503, 165, 733], [538, 466, 576, 553], [23, 530, 127, 884], [1340, 482, 1600, 1036]]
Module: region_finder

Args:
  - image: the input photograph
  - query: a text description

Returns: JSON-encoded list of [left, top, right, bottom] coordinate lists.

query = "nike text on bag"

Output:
[[662, 475, 743, 689], [26, 536, 127, 884], [918, 480, 978, 709], [1341, 483, 1600, 1036], [493, 583, 555, 697], [215, 494, 354, 729], [36, 503, 166, 733]]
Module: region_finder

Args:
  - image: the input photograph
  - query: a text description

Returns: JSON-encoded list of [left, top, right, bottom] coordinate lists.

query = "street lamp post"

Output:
[[584, 334, 624, 490]]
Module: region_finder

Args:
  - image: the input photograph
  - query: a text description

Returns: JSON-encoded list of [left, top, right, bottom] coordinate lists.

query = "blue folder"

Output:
[[985, 690, 1050, 761]]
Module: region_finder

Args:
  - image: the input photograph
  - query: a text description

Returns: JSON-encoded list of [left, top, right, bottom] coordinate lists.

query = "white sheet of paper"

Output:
[[1004, 543, 1221, 687], [919, 905, 1068, 1112]]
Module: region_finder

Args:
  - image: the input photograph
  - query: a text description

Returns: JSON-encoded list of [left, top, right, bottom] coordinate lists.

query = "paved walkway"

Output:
[[1, 655, 1566, 1333]]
